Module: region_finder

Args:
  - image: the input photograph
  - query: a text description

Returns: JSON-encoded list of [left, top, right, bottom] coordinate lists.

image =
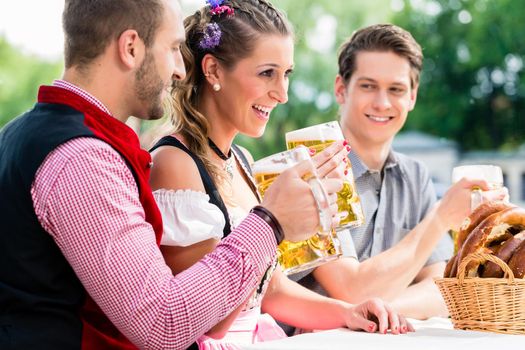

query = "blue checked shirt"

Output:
[[339, 149, 453, 262]]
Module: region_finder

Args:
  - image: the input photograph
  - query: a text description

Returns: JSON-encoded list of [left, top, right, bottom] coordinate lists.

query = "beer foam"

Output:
[[252, 158, 293, 175], [285, 122, 344, 142], [252, 148, 310, 175]]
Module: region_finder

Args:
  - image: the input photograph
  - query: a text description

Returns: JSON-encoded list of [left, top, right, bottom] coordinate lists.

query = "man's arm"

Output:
[[312, 205, 449, 303], [32, 138, 277, 350], [389, 262, 448, 319], [312, 178, 506, 313]]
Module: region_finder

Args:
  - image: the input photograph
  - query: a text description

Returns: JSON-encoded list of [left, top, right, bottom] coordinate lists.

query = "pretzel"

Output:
[[456, 201, 515, 250], [508, 238, 525, 278], [457, 207, 525, 277], [481, 231, 525, 278], [445, 202, 512, 278], [444, 254, 458, 278]]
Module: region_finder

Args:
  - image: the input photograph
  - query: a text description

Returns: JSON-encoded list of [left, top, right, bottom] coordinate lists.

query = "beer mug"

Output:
[[451, 164, 504, 253], [252, 147, 341, 275], [285, 121, 364, 230], [451, 165, 504, 210]]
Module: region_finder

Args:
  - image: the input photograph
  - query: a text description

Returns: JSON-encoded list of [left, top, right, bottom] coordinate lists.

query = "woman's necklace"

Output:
[[208, 137, 234, 180]]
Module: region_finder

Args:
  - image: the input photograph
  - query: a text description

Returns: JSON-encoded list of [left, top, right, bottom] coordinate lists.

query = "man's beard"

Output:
[[135, 51, 166, 120]]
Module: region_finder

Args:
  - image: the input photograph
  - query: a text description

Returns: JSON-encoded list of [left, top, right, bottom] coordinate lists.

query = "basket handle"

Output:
[[457, 252, 515, 284]]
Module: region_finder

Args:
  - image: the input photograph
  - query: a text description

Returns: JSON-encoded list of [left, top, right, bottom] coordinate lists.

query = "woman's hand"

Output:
[[309, 140, 350, 227], [343, 298, 414, 334], [261, 141, 349, 240], [311, 140, 350, 180]]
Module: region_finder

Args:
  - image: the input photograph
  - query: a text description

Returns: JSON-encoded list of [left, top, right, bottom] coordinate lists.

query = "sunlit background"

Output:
[[1, 0, 524, 204]]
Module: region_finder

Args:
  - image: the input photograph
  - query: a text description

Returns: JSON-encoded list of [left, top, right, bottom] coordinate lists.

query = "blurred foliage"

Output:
[[393, 0, 525, 151], [0, 36, 62, 126], [1, 0, 524, 158]]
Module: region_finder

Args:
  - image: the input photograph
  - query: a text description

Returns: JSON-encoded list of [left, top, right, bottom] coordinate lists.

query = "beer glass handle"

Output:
[[307, 177, 332, 233], [470, 188, 483, 211]]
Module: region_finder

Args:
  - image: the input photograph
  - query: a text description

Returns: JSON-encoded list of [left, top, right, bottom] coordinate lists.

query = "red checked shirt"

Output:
[[30, 81, 277, 350]]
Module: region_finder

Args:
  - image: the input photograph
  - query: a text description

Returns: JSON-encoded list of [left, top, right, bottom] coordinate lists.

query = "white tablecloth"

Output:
[[240, 317, 524, 350]]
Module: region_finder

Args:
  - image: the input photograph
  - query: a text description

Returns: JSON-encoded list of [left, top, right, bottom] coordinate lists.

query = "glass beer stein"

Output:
[[285, 121, 364, 230], [252, 147, 342, 275], [451, 165, 504, 210], [450, 164, 504, 253]]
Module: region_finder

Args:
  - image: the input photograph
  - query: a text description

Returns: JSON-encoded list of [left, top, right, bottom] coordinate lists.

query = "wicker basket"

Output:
[[435, 252, 525, 334]]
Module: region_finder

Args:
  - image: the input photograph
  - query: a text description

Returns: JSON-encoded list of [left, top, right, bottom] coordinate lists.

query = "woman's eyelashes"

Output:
[[259, 68, 294, 78]]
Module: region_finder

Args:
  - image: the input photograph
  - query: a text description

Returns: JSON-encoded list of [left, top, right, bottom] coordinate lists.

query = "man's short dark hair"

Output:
[[338, 24, 423, 87], [63, 0, 165, 68]]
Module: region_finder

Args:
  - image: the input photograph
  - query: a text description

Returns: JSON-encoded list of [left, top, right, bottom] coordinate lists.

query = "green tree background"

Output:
[[0, 37, 62, 126], [393, 0, 525, 152], [1, 0, 523, 159]]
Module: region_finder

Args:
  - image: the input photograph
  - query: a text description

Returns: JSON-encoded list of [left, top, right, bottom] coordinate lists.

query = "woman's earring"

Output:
[[213, 83, 221, 92]]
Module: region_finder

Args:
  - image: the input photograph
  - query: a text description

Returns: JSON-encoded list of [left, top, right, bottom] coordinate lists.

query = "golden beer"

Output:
[[252, 148, 342, 275], [254, 172, 279, 199], [286, 140, 336, 154], [286, 122, 365, 229], [277, 230, 341, 274]]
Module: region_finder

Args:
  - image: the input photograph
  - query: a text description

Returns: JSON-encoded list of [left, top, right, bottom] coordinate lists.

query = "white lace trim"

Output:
[[153, 189, 225, 247], [231, 146, 261, 202]]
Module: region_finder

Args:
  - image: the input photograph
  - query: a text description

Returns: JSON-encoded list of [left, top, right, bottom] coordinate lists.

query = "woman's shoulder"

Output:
[[150, 135, 205, 193]]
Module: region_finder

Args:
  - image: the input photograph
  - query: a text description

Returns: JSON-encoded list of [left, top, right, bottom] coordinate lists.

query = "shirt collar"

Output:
[[52, 79, 112, 116], [348, 149, 400, 179], [384, 151, 399, 169]]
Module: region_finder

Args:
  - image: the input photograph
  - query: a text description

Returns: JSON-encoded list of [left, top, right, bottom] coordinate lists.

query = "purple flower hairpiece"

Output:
[[199, 22, 222, 50], [206, 0, 223, 7], [198, 0, 234, 50], [205, 0, 235, 17]]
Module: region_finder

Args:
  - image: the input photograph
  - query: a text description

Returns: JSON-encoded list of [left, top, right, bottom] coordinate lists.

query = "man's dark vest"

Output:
[[0, 86, 163, 349]]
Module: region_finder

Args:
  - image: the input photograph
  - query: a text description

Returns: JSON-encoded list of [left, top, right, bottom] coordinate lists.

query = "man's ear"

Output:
[[408, 83, 419, 111], [334, 75, 347, 105], [201, 53, 221, 85], [117, 29, 145, 69]]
